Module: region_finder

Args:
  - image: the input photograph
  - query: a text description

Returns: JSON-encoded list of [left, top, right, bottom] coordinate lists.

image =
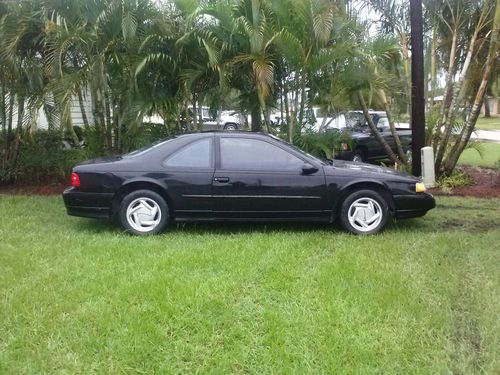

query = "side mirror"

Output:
[[302, 163, 319, 175]]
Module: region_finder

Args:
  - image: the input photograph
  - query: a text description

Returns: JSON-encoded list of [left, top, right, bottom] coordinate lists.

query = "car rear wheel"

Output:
[[339, 189, 389, 235], [223, 123, 238, 131], [119, 190, 168, 235], [405, 147, 412, 164], [351, 149, 365, 163]]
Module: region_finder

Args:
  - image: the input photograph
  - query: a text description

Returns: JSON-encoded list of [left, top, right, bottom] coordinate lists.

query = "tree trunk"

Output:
[[250, 102, 262, 132], [104, 89, 113, 151], [5, 91, 14, 161], [443, 0, 500, 175], [283, 70, 291, 139], [257, 90, 269, 132], [357, 91, 400, 163], [61, 95, 79, 146], [90, 81, 106, 151], [9, 95, 25, 169], [77, 89, 90, 130], [113, 99, 121, 152], [400, 32, 412, 116], [0, 75, 6, 143], [189, 95, 195, 132], [279, 73, 285, 136], [484, 97, 491, 117], [0, 83, 6, 170], [432, 29, 458, 152], [197, 95, 204, 131], [434, 24, 480, 173], [288, 73, 300, 137], [379, 89, 407, 164], [298, 71, 307, 127], [429, 28, 437, 108]]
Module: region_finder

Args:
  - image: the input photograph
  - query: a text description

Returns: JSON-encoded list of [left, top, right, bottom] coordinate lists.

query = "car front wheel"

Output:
[[339, 189, 389, 235], [223, 123, 238, 131], [119, 190, 169, 235]]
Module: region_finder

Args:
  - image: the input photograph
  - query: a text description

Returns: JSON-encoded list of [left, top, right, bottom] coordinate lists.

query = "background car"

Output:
[[63, 132, 435, 235], [188, 107, 244, 131]]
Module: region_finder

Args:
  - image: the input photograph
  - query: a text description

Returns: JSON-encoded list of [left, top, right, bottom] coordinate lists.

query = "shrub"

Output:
[[1, 130, 88, 184], [436, 169, 474, 189]]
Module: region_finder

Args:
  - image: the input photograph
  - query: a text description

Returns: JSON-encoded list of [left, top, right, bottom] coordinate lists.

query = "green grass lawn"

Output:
[[458, 142, 500, 168], [475, 115, 500, 131], [1, 196, 499, 373]]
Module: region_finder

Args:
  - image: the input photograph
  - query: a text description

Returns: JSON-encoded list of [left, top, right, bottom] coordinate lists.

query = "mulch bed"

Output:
[[1, 166, 498, 198], [428, 166, 500, 198], [0, 182, 67, 196]]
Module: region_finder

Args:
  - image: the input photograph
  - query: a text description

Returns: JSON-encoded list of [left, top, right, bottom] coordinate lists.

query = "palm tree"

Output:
[[427, 0, 494, 174], [0, 0, 49, 171], [443, 0, 500, 175]]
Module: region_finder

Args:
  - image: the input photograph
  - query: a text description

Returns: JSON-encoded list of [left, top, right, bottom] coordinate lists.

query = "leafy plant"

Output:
[[293, 131, 351, 160], [436, 168, 474, 189], [1, 130, 87, 184]]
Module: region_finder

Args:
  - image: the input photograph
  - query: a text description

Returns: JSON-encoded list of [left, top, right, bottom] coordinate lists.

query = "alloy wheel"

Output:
[[126, 197, 162, 233], [347, 197, 383, 232]]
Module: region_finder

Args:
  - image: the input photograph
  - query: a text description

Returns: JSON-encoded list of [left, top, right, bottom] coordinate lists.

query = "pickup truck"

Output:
[[334, 124, 412, 163]]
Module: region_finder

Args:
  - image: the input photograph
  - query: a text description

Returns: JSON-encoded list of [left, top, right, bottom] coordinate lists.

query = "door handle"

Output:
[[214, 176, 229, 183]]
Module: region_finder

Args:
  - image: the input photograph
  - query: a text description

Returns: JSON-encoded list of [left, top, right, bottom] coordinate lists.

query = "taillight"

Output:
[[341, 142, 350, 151], [71, 172, 80, 188]]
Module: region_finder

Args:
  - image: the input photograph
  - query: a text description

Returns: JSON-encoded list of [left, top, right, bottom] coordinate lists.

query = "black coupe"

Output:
[[63, 132, 435, 235]]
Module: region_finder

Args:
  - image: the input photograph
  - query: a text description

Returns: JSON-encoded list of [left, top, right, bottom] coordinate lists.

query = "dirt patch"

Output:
[[0, 182, 67, 196], [429, 167, 500, 198]]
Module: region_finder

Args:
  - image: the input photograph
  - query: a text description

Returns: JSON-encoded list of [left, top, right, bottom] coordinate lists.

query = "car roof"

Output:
[[177, 130, 272, 138], [172, 131, 289, 145]]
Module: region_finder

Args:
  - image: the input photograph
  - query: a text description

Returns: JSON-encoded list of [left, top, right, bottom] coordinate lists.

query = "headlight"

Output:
[[415, 182, 426, 193]]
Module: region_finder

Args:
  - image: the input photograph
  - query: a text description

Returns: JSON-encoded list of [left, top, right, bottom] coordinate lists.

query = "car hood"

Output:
[[327, 160, 417, 180]]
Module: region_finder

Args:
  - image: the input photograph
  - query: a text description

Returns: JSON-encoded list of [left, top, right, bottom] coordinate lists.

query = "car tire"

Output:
[[119, 190, 169, 235], [223, 123, 238, 131], [351, 149, 365, 163], [339, 189, 389, 235]]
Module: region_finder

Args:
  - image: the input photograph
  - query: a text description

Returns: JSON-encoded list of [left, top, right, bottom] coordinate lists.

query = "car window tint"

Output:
[[164, 138, 212, 168], [220, 138, 304, 171], [122, 138, 177, 158]]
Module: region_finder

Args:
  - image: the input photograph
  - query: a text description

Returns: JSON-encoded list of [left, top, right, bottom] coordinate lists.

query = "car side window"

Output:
[[220, 138, 304, 171], [164, 138, 212, 168], [378, 117, 389, 128]]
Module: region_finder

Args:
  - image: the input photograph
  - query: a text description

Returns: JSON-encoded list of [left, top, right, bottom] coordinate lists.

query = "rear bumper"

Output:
[[393, 192, 435, 219], [335, 151, 354, 161], [62, 187, 114, 219]]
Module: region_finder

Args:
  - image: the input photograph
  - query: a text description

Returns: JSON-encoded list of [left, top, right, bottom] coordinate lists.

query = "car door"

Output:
[[212, 135, 327, 220], [161, 136, 215, 219]]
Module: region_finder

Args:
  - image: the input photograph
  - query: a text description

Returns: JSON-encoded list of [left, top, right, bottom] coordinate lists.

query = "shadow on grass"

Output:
[[73, 211, 498, 236], [76, 218, 334, 236]]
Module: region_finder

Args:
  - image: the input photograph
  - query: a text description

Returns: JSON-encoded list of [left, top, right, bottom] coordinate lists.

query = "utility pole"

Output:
[[410, 0, 425, 176]]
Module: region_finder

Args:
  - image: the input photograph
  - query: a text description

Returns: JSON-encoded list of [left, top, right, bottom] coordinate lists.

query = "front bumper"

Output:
[[62, 187, 114, 219], [393, 192, 435, 219]]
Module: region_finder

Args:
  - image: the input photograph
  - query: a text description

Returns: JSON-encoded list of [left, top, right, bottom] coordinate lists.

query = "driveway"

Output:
[[471, 130, 500, 143]]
